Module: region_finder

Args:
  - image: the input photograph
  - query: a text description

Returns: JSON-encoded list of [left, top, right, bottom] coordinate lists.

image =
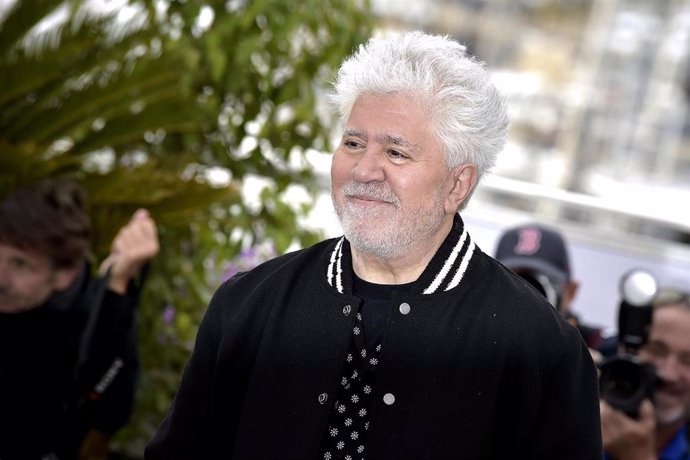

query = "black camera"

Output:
[[599, 269, 659, 417]]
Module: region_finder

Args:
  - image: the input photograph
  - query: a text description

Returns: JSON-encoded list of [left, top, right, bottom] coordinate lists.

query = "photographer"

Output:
[[0, 179, 159, 459], [494, 223, 603, 350], [601, 287, 690, 460]]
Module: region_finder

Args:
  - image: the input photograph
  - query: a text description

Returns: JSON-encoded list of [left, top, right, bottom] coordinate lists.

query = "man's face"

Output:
[[0, 242, 74, 313], [331, 93, 463, 259], [639, 305, 690, 425]]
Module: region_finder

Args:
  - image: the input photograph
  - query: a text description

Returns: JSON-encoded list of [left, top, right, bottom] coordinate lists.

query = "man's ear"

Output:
[[54, 266, 80, 291], [444, 164, 477, 213]]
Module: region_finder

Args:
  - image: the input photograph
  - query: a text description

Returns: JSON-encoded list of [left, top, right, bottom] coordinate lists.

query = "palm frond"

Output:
[[0, 0, 66, 57]]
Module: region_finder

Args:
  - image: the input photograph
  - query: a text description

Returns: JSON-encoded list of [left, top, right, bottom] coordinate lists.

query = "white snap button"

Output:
[[383, 393, 395, 405], [342, 304, 352, 316], [399, 302, 411, 315], [318, 393, 328, 404]]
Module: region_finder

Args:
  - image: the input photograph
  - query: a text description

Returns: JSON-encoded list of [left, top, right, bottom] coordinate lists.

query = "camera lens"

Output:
[[601, 360, 645, 399], [599, 356, 657, 417]]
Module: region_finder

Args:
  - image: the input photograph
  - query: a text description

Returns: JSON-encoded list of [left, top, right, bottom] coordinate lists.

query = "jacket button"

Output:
[[399, 302, 411, 315], [318, 393, 328, 404], [342, 304, 352, 316], [383, 393, 395, 405]]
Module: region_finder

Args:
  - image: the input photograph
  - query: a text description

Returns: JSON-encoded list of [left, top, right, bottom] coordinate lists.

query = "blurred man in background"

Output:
[[600, 287, 690, 460], [0, 179, 159, 460], [495, 223, 603, 351]]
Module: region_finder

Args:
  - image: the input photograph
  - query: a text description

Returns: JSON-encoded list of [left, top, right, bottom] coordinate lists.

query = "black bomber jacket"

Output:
[[146, 215, 602, 460]]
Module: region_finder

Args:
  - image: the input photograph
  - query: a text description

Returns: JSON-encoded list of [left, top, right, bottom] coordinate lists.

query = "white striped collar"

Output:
[[422, 225, 475, 294], [325, 215, 475, 295], [327, 237, 345, 294]]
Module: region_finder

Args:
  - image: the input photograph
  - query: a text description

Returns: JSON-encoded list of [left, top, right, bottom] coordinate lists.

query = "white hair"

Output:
[[330, 30, 509, 184]]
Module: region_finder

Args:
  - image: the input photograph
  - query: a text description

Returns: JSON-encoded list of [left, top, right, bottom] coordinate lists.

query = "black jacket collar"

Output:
[[326, 214, 475, 296]]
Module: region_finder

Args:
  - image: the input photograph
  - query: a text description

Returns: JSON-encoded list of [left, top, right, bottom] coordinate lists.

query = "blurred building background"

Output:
[[310, 0, 690, 333]]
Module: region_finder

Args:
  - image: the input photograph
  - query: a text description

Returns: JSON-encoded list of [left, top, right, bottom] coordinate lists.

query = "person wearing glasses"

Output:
[[600, 287, 690, 460]]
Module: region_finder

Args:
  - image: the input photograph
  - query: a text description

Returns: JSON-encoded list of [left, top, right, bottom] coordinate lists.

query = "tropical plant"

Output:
[[0, 0, 371, 456]]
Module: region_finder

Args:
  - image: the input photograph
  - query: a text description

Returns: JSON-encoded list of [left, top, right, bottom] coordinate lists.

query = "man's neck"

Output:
[[350, 218, 453, 285]]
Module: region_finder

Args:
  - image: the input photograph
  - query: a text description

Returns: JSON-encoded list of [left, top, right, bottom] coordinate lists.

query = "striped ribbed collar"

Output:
[[326, 214, 476, 296]]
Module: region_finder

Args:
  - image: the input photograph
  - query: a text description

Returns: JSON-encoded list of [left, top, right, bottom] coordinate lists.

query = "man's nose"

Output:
[[351, 147, 386, 183]]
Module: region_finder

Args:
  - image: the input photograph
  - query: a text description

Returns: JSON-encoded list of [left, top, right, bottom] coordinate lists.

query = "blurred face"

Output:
[[331, 93, 466, 259], [0, 242, 76, 313], [639, 305, 690, 425]]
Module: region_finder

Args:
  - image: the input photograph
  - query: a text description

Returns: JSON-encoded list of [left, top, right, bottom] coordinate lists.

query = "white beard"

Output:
[[332, 181, 447, 260]]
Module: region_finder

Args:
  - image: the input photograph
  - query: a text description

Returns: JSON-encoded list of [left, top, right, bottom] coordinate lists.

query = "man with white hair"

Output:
[[146, 31, 602, 459]]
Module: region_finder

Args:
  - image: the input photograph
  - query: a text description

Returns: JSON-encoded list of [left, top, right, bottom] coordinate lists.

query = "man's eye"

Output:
[[343, 140, 361, 149], [679, 355, 690, 368], [10, 258, 29, 270], [388, 149, 407, 160], [645, 342, 667, 356]]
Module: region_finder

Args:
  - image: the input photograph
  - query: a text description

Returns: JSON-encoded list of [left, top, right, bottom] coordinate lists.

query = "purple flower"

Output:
[[222, 263, 239, 282], [163, 304, 176, 324], [221, 242, 277, 282]]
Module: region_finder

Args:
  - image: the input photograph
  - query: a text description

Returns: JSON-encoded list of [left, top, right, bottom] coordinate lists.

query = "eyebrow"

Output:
[[342, 129, 421, 153]]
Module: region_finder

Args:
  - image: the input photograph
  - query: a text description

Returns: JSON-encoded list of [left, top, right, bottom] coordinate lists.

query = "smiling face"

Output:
[[639, 305, 690, 425], [331, 93, 475, 260]]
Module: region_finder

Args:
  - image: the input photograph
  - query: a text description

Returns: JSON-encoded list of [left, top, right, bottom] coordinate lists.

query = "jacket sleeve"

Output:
[[144, 282, 229, 459], [88, 301, 139, 434], [58, 285, 141, 457], [530, 325, 603, 459]]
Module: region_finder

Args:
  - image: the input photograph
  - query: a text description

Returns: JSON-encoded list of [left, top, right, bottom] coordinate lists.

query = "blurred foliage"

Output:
[[0, 0, 371, 456]]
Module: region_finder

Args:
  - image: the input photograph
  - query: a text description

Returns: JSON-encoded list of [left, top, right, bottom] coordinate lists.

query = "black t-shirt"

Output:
[[353, 273, 414, 351], [318, 274, 415, 459]]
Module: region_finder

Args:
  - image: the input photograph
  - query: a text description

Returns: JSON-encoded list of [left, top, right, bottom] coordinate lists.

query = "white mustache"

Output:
[[340, 182, 400, 207]]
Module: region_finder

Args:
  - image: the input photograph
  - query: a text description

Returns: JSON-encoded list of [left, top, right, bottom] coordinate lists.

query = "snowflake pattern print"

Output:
[[319, 308, 382, 459]]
